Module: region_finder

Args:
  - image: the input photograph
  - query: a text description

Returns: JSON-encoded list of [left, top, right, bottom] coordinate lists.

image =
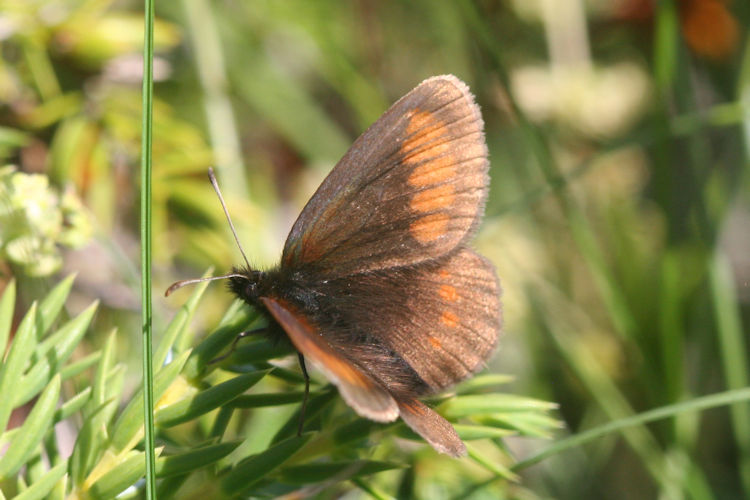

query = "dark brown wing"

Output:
[[318, 248, 501, 393], [281, 75, 488, 278], [261, 297, 399, 422]]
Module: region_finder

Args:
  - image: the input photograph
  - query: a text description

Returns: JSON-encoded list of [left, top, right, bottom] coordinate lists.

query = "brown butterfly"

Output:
[[167, 75, 502, 457]]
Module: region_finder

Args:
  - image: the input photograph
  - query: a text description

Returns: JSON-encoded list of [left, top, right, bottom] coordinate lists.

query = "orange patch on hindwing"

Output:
[[438, 284, 458, 301], [440, 310, 459, 327], [428, 336, 442, 349]]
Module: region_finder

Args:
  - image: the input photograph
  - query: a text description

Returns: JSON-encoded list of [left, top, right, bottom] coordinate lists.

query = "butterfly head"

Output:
[[228, 267, 268, 306]]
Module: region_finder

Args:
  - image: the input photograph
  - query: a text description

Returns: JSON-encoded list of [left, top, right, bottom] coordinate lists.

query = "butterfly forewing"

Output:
[[282, 75, 488, 278]]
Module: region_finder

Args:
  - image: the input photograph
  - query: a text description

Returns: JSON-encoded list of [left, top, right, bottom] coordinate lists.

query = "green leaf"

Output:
[[13, 462, 67, 500], [54, 387, 92, 422], [90, 330, 117, 415], [183, 300, 260, 380], [331, 418, 381, 447], [457, 373, 515, 394], [222, 434, 311, 495], [277, 460, 404, 485], [481, 412, 562, 438], [0, 374, 61, 479], [0, 302, 39, 433], [229, 391, 315, 408], [453, 424, 515, 441], [0, 279, 16, 351], [156, 370, 269, 427], [226, 338, 295, 365], [15, 301, 98, 407], [35, 300, 98, 359], [271, 388, 337, 444], [36, 274, 76, 337], [444, 394, 558, 418], [467, 444, 518, 482], [155, 441, 242, 478], [105, 363, 126, 399], [69, 399, 118, 486], [60, 351, 101, 380], [110, 350, 190, 453], [87, 449, 157, 499]]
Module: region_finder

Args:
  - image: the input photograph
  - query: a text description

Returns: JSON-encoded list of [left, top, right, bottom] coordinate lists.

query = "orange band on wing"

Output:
[[260, 297, 399, 422]]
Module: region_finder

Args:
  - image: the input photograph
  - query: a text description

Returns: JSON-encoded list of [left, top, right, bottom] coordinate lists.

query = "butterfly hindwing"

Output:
[[387, 248, 501, 391], [314, 247, 501, 393], [282, 75, 489, 278]]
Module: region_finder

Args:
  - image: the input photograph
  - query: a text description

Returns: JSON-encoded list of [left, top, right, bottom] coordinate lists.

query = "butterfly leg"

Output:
[[297, 352, 310, 436], [209, 327, 268, 364]]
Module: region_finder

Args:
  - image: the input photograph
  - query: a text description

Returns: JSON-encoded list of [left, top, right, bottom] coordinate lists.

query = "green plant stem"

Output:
[[512, 387, 750, 472], [710, 251, 750, 495], [140, 0, 156, 497]]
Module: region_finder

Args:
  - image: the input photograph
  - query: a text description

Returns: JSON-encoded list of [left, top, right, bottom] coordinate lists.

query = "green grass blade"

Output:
[[710, 251, 750, 494], [512, 387, 750, 472], [140, 0, 156, 496]]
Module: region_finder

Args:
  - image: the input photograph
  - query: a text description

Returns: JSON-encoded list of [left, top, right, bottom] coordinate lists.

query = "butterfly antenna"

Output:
[[208, 167, 252, 270], [164, 273, 249, 297]]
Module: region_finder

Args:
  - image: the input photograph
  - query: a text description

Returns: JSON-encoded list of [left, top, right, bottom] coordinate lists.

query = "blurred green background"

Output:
[[1, 0, 749, 498]]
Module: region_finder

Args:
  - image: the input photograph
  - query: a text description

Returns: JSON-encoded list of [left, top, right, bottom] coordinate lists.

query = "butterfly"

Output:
[[167, 75, 502, 457]]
